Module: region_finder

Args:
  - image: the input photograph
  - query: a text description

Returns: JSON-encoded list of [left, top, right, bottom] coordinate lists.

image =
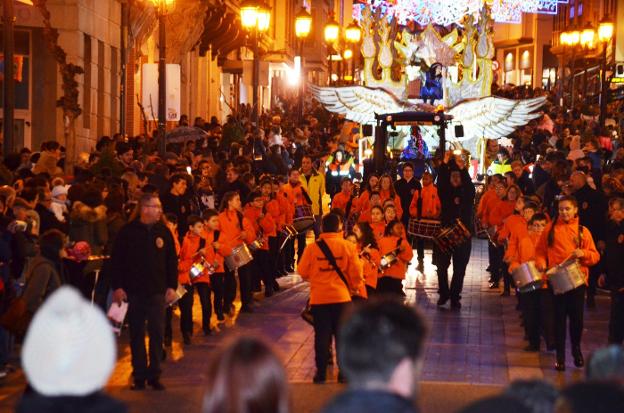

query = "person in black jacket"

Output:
[[160, 174, 191, 242], [394, 162, 421, 248], [436, 154, 476, 309], [571, 171, 608, 307], [599, 197, 624, 344], [111, 193, 178, 391]]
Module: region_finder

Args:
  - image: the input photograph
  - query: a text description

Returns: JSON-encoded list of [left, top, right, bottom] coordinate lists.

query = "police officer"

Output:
[[111, 193, 178, 391], [436, 154, 475, 309]]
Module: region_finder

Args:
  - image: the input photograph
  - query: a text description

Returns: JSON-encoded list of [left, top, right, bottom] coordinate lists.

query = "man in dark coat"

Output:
[[394, 162, 422, 230], [436, 156, 475, 309], [111, 193, 178, 391], [160, 173, 191, 242]]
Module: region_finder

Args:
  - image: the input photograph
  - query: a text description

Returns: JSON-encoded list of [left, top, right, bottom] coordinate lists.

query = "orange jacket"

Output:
[[509, 232, 547, 289], [354, 190, 372, 216], [201, 229, 227, 274], [477, 188, 497, 222], [409, 184, 441, 219], [359, 246, 381, 290], [332, 190, 357, 214], [298, 232, 364, 305], [535, 216, 600, 284], [500, 214, 528, 262], [243, 205, 276, 250], [378, 236, 413, 280], [265, 198, 283, 231], [487, 199, 515, 228], [281, 183, 309, 225], [370, 222, 386, 241], [217, 209, 256, 255], [178, 232, 204, 285], [379, 190, 403, 219]]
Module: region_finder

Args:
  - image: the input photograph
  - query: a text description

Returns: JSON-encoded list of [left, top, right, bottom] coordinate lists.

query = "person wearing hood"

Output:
[[16, 286, 126, 413], [535, 196, 600, 371], [32, 141, 63, 177]]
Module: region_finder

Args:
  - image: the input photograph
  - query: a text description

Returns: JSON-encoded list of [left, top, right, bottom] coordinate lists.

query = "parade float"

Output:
[[310, 1, 563, 176]]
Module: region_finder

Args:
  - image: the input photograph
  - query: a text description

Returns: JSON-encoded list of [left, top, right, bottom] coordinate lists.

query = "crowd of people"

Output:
[[0, 87, 622, 411]]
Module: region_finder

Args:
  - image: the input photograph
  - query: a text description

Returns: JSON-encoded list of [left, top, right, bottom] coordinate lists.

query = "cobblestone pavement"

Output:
[[0, 238, 611, 412]]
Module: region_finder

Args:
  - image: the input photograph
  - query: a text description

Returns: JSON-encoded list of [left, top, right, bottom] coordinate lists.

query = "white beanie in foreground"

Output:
[[22, 286, 116, 396]]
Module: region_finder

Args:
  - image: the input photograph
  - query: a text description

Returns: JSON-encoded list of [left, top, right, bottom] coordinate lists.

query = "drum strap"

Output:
[[417, 190, 423, 219], [197, 237, 206, 253], [300, 186, 313, 206], [345, 193, 355, 218], [316, 240, 351, 292]]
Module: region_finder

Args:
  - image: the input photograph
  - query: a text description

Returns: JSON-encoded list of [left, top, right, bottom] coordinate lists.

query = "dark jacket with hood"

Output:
[[322, 390, 419, 413]]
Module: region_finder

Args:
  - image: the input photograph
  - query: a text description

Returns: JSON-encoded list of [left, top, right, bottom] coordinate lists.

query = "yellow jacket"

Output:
[[300, 170, 325, 216]]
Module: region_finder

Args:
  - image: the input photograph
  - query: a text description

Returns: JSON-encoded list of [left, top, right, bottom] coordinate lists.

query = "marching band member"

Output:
[[353, 174, 380, 217], [244, 191, 277, 297], [359, 192, 382, 223], [408, 171, 441, 267], [271, 178, 291, 275], [436, 155, 476, 309], [262, 178, 283, 283], [383, 204, 398, 224], [535, 196, 600, 371], [332, 178, 356, 215], [353, 222, 382, 297], [218, 191, 257, 314], [378, 174, 403, 219], [477, 174, 503, 286], [298, 213, 364, 384], [282, 169, 313, 266], [489, 184, 520, 295], [508, 213, 553, 352], [369, 206, 386, 241], [202, 209, 228, 323], [377, 220, 413, 296]]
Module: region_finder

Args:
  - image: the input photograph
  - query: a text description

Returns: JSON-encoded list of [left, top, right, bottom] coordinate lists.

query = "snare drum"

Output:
[[433, 219, 471, 253], [293, 205, 315, 232], [248, 238, 264, 251], [547, 260, 585, 295], [225, 244, 254, 271], [380, 252, 398, 270], [408, 218, 441, 239], [511, 261, 544, 293]]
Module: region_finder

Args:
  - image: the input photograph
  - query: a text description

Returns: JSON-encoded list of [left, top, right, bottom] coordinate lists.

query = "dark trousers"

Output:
[[608, 291, 624, 344], [490, 245, 505, 284], [366, 285, 376, 298], [297, 231, 307, 264], [223, 269, 237, 312], [437, 241, 472, 301], [285, 238, 295, 269], [377, 277, 404, 296], [194, 282, 213, 332], [127, 294, 166, 382], [487, 241, 497, 275], [225, 263, 253, 309], [254, 249, 274, 295], [211, 273, 225, 319], [311, 302, 349, 374], [178, 284, 194, 335], [416, 238, 425, 262], [587, 264, 602, 299], [269, 236, 281, 277], [523, 289, 555, 348], [553, 285, 585, 360]]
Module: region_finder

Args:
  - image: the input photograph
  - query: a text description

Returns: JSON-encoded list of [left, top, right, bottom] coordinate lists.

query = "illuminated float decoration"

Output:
[[310, 4, 548, 160]]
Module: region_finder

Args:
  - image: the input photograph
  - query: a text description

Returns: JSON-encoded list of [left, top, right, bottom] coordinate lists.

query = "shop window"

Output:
[[0, 30, 31, 110]]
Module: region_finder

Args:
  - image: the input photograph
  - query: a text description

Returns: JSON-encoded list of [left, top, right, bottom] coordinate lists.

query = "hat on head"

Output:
[[51, 185, 69, 198], [22, 286, 116, 396]]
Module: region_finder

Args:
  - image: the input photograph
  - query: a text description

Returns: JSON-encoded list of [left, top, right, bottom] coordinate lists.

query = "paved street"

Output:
[[0, 239, 611, 412]]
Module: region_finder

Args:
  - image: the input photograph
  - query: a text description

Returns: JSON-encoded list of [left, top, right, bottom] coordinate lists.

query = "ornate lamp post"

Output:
[[344, 21, 361, 84], [150, 0, 175, 156], [597, 18, 614, 127], [295, 7, 312, 122], [560, 27, 580, 109], [241, 0, 270, 137], [324, 15, 339, 86]]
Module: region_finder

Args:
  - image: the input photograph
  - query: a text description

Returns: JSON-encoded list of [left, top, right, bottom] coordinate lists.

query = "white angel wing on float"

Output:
[[308, 84, 405, 125], [446, 96, 546, 155]]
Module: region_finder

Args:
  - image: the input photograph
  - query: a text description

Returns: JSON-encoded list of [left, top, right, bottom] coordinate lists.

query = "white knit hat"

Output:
[[22, 286, 116, 396]]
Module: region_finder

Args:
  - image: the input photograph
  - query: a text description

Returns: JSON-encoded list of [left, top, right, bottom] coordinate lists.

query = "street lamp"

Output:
[[598, 18, 614, 127], [295, 7, 312, 122], [150, 0, 175, 156], [560, 27, 580, 109], [344, 21, 361, 85], [324, 15, 339, 86], [240, 0, 271, 138]]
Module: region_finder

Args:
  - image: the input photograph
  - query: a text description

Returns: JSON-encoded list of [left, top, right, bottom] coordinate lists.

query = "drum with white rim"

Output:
[[225, 244, 254, 271], [511, 261, 544, 293], [408, 218, 441, 239], [293, 204, 315, 232], [547, 260, 585, 295]]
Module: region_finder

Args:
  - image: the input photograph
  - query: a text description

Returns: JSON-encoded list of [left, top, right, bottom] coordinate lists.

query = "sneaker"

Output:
[[437, 295, 449, 306], [0, 368, 8, 379]]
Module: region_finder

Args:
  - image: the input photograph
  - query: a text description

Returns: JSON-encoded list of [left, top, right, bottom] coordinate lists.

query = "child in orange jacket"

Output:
[[201, 209, 229, 322], [534, 196, 600, 371], [353, 222, 382, 297], [377, 220, 413, 297], [409, 171, 441, 264], [369, 205, 386, 241]]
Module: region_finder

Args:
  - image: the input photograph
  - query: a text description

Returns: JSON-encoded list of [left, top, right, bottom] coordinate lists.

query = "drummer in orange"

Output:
[[508, 213, 553, 353], [218, 191, 257, 314], [332, 178, 358, 216], [502, 198, 539, 265], [485, 182, 515, 290], [353, 222, 382, 297], [353, 174, 380, 218], [478, 175, 503, 284], [201, 209, 228, 323], [298, 213, 364, 383], [377, 220, 413, 296], [282, 169, 312, 266], [271, 178, 291, 275], [243, 191, 278, 297], [490, 184, 521, 295], [409, 171, 441, 266], [359, 191, 382, 223], [378, 174, 403, 219], [369, 206, 386, 241], [534, 196, 600, 372]]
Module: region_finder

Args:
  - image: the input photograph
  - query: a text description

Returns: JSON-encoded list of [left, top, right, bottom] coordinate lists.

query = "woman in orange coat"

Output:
[[378, 174, 403, 219], [353, 222, 382, 297], [535, 196, 600, 371], [487, 183, 519, 292], [201, 209, 229, 322], [218, 191, 256, 314], [377, 220, 413, 296], [369, 206, 386, 241], [409, 171, 441, 265]]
